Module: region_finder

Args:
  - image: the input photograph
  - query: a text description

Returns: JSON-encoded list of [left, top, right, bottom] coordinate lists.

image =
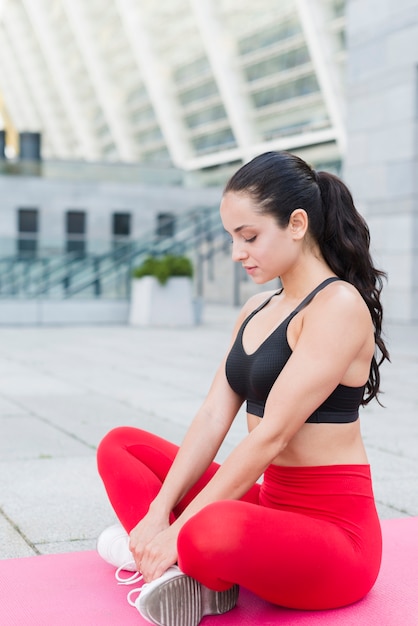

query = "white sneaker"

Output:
[[96, 523, 136, 572], [127, 565, 239, 626]]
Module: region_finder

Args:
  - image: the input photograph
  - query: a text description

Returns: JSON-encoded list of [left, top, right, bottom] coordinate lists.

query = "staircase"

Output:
[[0, 206, 242, 304]]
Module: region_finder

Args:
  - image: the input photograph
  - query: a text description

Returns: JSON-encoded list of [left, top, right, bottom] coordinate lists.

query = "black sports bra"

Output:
[[225, 277, 365, 423]]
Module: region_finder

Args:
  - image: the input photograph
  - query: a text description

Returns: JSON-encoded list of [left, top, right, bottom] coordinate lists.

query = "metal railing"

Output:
[[0, 206, 227, 300]]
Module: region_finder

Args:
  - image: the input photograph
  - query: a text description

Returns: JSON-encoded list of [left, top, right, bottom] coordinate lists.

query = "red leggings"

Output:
[[97, 426, 382, 610]]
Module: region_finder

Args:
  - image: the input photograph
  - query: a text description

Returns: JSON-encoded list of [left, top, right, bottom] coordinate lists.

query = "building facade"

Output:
[[344, 0, 418, 322], [0, 0, 345, 178], [0, 0, 418, 321]]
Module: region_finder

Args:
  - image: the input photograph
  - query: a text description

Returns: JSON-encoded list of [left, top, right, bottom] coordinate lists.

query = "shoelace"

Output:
[[115, 561, 145, 607]]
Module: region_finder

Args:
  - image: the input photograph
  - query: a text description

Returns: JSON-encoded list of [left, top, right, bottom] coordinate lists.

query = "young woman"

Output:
[[97, 151, 389, 626]]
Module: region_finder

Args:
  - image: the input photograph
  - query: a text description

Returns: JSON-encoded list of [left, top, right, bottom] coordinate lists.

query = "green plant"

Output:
[[132, 254, 193, 285]]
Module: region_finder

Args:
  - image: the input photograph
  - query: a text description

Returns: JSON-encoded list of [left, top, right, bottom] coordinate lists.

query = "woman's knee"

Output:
[[97, 426, 141, 474], [179, 501, 243, 559], [178, 501, 243, 589]]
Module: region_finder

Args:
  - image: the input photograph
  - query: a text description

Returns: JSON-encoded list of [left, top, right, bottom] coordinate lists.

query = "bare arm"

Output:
[[139, 292, 267, 519], [147, 359, 243, 518], [176, 284, 373, 513], [128, 360, 243, 556], [137, 285, 373, 580], [128, 299, 258, 566]]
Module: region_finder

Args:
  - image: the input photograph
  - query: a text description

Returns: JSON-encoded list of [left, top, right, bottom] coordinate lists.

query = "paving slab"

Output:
[[0, 305, 416, 561], [0, 456, 114, 548], [0, 415, 92, 460], [0, 395, 28, 416], [8, 393, 151, 449], [0, 514, 37, 559]]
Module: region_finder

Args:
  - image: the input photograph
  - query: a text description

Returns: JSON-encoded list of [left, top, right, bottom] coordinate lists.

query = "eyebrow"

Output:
[[233, 224, 254, 233], [223, 224, 255, 236]]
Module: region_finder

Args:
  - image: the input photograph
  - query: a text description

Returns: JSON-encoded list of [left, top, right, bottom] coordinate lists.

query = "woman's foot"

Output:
[[128, 565, 239, 626], [96, 522, 136, 572]]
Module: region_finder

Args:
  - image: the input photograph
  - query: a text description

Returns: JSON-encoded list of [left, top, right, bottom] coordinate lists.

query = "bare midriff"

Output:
[[247, 412, 369, 467]]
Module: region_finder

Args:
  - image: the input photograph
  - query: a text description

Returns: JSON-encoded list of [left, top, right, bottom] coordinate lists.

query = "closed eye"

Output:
[[223, 231, 256, 244]]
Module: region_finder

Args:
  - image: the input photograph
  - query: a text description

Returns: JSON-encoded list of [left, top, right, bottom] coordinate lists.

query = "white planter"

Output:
[[129, 276, 195, 327]]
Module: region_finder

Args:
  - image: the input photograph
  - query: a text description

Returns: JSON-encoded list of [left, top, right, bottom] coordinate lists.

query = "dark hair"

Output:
[[224, 150, 389, 405]]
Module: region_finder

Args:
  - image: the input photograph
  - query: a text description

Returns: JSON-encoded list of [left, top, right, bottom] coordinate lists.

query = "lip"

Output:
[[243, 266, 257, 274]]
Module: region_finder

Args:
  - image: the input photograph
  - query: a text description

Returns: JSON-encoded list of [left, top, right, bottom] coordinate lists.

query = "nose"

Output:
[[231, 241, 248, 263]]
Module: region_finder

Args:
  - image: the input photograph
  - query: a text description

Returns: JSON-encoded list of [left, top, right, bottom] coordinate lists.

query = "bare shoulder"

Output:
[[305, 279, 372, 333], [317, 279, 368, 313]]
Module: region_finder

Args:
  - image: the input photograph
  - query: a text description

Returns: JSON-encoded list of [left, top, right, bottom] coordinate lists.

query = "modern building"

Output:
[[0, 0, 345, 177], [0, 0, 417, 321]]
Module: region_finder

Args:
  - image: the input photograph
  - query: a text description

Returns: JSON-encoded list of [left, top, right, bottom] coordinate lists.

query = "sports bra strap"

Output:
[[291, 277, 341, 316], [244, 277, 341, 328], [250, 287, 283, 317]]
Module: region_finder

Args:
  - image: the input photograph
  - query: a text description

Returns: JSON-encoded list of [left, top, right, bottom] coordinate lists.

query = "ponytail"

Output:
[[315, 171, 390, 405], [224, 151, 389, 405]]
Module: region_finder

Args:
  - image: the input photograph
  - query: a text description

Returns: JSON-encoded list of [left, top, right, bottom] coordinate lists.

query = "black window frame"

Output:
[[17, 207, 39, 258], [65, 210, 87, 258], [156, 212, 176, 239], [112, 212, 131, 238]]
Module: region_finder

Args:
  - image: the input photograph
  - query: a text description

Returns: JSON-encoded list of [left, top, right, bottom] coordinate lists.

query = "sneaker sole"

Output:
[[139, 575, 239, 626]]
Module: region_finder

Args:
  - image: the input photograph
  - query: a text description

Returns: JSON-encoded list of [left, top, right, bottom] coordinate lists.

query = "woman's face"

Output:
[[220, 191, 300, 284]]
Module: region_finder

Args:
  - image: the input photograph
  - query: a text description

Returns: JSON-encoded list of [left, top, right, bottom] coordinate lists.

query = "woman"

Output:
[[97, 151, 389, 626]]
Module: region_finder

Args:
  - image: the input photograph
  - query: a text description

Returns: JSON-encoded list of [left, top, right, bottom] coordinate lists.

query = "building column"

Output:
[[115, 0, 192, 169], [295, 0, 346, 154], [22, 0, 101, 160], [62, 0, 136, 161], [190, 0, 259, 162]]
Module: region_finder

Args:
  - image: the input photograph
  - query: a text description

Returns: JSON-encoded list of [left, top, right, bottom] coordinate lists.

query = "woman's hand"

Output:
[[129, 509, 170, 570], [129, 509, 180, 581], [134, 524, 180, 582]]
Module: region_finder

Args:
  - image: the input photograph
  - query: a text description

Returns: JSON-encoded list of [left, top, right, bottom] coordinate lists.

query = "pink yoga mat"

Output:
[[1, 517, 417, 625]]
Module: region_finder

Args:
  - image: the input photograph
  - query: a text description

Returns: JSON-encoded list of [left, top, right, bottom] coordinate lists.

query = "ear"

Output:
[[288, 209, 308, 240]]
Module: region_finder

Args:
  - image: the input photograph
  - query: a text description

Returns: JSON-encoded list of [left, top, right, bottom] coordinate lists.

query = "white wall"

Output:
[[344, 0, 418, 322], [0, 174, 222, 255]]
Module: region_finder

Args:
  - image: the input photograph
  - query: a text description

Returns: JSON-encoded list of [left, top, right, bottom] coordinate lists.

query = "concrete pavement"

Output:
[[0, 304, 417, 560]]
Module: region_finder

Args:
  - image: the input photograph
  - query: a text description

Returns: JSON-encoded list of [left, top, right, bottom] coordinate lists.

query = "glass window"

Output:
[[179, 80, 219, 106], [113, 212, 131, 237], [17, 208, 39, 258], [136, 127, 164, 144], [66, 211, 86, 257], [192, 129, 236, 153], [185, 105, 227, 129], [66, 240, 86, 257], [257, 102, 329, 141], [142, 147, 171, 163], [238, 20, 301, 56], [244, 46, 311, 82], [130, 107, 156, 126], [174, 57, 211, 85], [18, 208, 38, 233], [252, 74, 319, 108], [156, 213, 175, 239], [112, 212, 132, 257], [18, 239, 38, 258], [66, 211, 86, 235]]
